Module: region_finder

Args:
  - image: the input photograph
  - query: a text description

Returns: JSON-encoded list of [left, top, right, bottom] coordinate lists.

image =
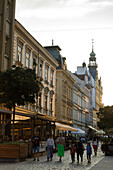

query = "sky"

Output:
[[15, 0, 113, 106]]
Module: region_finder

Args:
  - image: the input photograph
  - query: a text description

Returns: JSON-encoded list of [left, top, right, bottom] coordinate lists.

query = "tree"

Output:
[[97, 106, 113, 131], [0, 66, 40, 141]]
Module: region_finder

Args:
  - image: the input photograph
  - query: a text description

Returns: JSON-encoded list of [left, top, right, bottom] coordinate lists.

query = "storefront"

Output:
[[0, 107, 56, 142]]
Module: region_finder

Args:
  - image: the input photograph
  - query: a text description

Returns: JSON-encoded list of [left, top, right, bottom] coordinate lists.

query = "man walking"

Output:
[[76, 140, 84, 164], [32, 131, 41, 161]]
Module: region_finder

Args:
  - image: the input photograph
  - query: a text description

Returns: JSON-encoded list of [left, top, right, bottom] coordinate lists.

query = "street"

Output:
[[0, 143, 111, 170]]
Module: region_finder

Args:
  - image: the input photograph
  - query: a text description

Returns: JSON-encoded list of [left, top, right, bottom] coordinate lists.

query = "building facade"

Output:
[[0, 19, 58, 139], [13, 20, 58, 137], [45, 46, 75, 125], [0, 0, 15, 71]]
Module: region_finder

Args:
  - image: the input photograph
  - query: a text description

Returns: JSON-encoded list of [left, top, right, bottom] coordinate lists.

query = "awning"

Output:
[[67, 127, 85, 134], [95, 130, 105, 134], [88, 125, 99, 132], [73, 128, 85, 134], [55, 123, 77, 132], [0, 107, 35, 118]]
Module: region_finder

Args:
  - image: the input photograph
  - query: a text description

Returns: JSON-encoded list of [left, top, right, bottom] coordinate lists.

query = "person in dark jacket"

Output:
[[76, 140, 84, 164], [32, 131, 41, 161]]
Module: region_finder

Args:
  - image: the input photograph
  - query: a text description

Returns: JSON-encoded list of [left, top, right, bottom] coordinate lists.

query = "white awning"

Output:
[[88, 125, 99, 132], [95, 130, 105, 134], [55, 123, 77, 132], [67, 127, 85, 134], [73, 127, 85, 134]]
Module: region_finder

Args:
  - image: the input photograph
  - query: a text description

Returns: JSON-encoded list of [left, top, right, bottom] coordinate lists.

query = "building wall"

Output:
[[13, 20, 58, 118], [0, 0, 15, 71], [55, 69, 74, 125], [93, 75, 103, 128]]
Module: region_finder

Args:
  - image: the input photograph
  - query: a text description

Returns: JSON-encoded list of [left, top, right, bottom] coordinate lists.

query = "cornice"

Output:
[[14, 19, 59, 68], [56, 69, 75, 83]]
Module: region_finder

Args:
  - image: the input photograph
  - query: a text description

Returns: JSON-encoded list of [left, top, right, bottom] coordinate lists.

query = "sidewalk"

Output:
[[91, 156, 113, 170], [0, 149, 104, 170]]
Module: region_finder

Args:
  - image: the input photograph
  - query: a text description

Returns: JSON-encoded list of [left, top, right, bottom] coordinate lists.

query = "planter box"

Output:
[[0, 143, 28, 162]]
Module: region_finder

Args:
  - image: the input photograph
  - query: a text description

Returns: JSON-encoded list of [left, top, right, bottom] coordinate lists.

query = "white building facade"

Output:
[[13, 20, 58, 118]]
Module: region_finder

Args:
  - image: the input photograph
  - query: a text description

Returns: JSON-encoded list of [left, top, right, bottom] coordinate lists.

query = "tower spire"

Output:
[[52, 39, 54, 46], [92, 39, 94, 52]]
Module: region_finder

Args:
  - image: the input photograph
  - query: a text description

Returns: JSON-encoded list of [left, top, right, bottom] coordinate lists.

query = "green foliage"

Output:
[[0, 66, 40, 110], [97, 106, 113, 131]]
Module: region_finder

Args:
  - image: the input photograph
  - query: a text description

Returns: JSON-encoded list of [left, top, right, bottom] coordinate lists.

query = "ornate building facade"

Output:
[[45, 46, 75, 125], [13, 20, 58, 137]]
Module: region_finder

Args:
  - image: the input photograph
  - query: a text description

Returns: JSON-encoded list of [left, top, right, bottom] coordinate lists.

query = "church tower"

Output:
[[88, 40, 98, 80], [0, 0, 16, 71]]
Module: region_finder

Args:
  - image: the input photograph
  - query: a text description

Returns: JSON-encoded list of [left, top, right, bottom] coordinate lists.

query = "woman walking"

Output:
[[46, 134, 55, 161], [93, 137, 98, 156], [55, 133, 65, 162]]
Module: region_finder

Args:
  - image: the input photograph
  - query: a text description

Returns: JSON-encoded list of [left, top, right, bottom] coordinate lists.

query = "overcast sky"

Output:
[[15, 0, 113, 106]]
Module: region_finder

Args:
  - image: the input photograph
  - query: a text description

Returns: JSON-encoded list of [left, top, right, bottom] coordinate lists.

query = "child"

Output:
[[87, 142, 92, 164], [70, 143, 76, 163]]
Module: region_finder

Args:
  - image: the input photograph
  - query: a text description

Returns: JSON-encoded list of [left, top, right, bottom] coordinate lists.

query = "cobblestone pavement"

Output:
[[0, 144, 104, 170]]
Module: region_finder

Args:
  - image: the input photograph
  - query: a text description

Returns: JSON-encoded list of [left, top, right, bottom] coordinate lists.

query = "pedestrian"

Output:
[[86, 142, 92, 164], [76, 140, 84, 164], [70, 143, 76, 163], [55, 133, 65, 162], [32, 131, 42, 161], [92, 137, 98, 156], [46, 134, 55, 161]]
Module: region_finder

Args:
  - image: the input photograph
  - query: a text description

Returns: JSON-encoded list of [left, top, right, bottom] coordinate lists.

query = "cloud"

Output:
[[16, 0, 113, 33]]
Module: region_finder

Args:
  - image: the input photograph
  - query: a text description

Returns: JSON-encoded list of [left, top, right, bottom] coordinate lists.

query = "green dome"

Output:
[[90, 51, 96, 56]]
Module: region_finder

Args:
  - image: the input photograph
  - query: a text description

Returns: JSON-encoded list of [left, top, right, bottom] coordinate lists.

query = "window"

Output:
[[5, 36, 9, 55], [6, 3, 10, 20], [18, 45, 22, 62], [33, 58, 36, 72], [39, 60, 43, 77], [25, 52, 30, 68], [45, 96, 47, 110], [50, 98, 53, 111], [45, 65, 49, 81], [38, 93, 41, 107], [51, 70, 54, 85], [4, 56, 8, 70]]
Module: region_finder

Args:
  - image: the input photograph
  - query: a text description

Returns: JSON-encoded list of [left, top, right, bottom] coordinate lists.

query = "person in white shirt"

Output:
[[47, 134, 55, 161], [92, 137, 98, 156]]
